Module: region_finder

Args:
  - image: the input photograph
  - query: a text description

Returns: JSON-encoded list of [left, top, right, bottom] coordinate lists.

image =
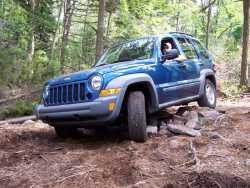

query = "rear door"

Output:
[[190, 39, 213, 70], [174, 37, 201, 98]]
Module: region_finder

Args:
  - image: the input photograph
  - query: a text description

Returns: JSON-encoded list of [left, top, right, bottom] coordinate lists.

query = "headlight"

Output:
[[90, 75, 102, 90], [43, 85, 50, 99]]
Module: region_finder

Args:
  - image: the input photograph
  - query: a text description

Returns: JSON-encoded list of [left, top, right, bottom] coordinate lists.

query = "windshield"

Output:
[[95, 38, 155, 67]]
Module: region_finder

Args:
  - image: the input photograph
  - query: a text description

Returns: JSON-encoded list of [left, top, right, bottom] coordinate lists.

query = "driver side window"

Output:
[[161, 37, 180, 61], [161, 37, 179, 55]]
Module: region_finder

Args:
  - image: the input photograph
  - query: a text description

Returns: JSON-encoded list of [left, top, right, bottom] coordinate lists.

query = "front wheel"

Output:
[[198, 79, 216, 108], [127, 91, 147, 142]]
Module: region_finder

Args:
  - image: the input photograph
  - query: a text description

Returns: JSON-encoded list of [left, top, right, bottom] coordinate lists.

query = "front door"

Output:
[[157, 36, 201, 105], [157, 37, 191, 104]]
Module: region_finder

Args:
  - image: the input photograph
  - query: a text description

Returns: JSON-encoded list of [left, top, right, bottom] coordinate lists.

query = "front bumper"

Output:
[[36, 95, 120, 127]]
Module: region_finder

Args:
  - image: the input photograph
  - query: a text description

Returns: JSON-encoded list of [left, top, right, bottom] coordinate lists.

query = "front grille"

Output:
[[46, 82, 85, 106]]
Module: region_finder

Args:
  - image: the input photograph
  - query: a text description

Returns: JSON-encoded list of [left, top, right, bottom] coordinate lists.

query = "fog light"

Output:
[[100, 88, 121, 97], [108, 102, 116, 111]]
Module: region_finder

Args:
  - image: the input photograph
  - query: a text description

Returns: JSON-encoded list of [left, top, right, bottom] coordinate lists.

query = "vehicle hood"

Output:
[[48, 59, 153, 86]]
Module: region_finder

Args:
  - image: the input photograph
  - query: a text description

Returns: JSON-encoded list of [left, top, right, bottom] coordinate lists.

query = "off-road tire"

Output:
[[127, 91, 147, 142], [198, 79, 216, 108], [54, 127, 78, 138]]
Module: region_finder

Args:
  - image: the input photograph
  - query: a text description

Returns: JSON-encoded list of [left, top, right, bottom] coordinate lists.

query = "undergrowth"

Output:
[[220, 81, 248, 98], [2, 100, 38, 118]]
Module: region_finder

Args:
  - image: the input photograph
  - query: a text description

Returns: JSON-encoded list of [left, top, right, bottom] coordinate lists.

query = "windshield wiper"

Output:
[[95, 63, 107, 67], [111, 58, 133, 64]]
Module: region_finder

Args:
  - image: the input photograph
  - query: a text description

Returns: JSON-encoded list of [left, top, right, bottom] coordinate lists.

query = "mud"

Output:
[[0, 100, 250, 188]]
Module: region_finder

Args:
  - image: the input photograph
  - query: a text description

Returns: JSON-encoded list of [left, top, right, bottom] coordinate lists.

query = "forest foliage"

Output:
[[0, 0, 246, 89]]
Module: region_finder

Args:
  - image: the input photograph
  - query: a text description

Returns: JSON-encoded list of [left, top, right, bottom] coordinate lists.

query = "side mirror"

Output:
[[161, 49, 179, 62]]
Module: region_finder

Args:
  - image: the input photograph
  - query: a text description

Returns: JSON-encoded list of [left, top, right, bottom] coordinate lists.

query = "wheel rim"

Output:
[[205, 83, 215, 105]]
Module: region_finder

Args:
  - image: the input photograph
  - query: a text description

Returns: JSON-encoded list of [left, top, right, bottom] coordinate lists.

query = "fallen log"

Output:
[[0, 89, 41, 105], [0, 115, 37, 125]]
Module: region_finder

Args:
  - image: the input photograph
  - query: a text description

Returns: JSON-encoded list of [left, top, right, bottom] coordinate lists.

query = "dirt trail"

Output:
[[0, 99, 250, 188]]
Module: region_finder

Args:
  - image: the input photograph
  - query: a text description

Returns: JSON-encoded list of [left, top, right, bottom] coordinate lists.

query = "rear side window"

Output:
[[192, 40, 209, 59], [176, 37, 197, 59]]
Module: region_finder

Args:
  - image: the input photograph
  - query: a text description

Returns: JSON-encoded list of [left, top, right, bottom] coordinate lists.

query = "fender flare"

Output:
[[105, 73, 159, 114], [199, 69, 216, 96]]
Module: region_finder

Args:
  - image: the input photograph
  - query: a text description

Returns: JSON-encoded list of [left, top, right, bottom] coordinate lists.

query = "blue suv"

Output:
[[36, 32, 216, 142]]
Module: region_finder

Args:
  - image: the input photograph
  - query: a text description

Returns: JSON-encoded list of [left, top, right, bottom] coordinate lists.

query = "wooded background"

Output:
[[0, 0, 249, 90]]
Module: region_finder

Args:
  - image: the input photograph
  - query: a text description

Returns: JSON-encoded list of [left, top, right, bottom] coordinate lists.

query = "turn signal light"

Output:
[[108, 102, 116, 111], [99, 88, 121, 97]]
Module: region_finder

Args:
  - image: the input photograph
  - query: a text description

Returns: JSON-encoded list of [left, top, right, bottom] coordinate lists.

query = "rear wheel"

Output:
[[54, 127, 78, 138], [198, 79, 216, 108], [127, 91, 147, 142]]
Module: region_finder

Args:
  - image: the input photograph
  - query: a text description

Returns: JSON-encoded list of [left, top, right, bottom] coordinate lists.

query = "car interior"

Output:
[[160, 37, 179, 55]]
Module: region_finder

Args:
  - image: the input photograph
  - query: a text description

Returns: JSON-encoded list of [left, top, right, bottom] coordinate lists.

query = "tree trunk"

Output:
[[60, 0, 76, 74], [200, 0, 216, 49], [27, 0, 35, 80], [1, 0, 5, 19], [240, 0, 250, 87], [95, 0, 106, 62], [27, 34, 34, 63], [50, 0, 63, 61], [106, 12, 112, 41], [205, 0, 212, 49], [176, 12, 180, 32], [81, 0, 90, 68]]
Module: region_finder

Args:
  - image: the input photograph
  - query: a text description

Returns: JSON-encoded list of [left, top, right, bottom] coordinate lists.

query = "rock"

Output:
[[185, 111, 199, 120], [198, 109, 221, 122], [176, 106, 190, 116], [127, 141, 137, 151], [184, 111, 202, 129], [146, 126, 158, 134], [209, 132, 223, 140], [158, 125, 169, 136], [209, 132, 230, 143], [213, 114, 230, 127], [188, 121, 202, 130], [169, 136, 189, 149], [167, 123, 201, 137], [158, 120, 167, 127], [172, 115, 187, 125], [169, 139, 180, 149], [245, 159, 250, 167], [37, 120, 43, 124], [151, 151, 166, 161], [197, 107, 211, 111], [23, 120, 35, 125], [0, 123, 9, 127]]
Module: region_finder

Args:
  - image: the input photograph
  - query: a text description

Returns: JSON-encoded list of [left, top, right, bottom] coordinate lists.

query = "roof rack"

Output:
[[169, 32, 194, 37]]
